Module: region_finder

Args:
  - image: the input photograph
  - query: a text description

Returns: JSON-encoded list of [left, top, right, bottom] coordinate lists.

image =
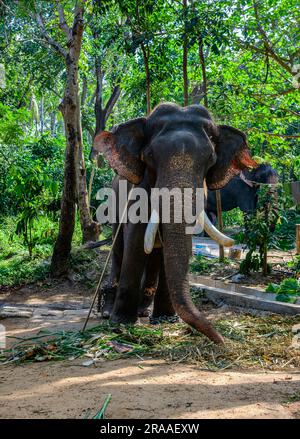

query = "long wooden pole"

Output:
[[215, 190, 224, 261]]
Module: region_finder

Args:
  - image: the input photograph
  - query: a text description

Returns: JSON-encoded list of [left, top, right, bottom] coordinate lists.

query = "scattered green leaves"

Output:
[[1, 315, 300, 371]]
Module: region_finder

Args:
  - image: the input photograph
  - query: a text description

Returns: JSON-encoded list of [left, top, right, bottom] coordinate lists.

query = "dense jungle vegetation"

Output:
[[0, 0, 299, 284]]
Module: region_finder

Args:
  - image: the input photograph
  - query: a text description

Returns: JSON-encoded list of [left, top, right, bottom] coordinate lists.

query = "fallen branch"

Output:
[[80, 237, 112, 250]]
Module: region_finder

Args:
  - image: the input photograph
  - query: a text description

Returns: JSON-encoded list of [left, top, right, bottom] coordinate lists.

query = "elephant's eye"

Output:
[[141, 149, 154, 163], [210, 151, 217, 164], [146, 150, 153, 159]]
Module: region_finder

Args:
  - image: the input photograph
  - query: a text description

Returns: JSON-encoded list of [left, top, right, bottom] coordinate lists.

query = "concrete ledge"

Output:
[[33, 309, 64, 318], [190, 282, 300, 315], [0, 305, 97, 320], [190, 274, 300, 304], [0, 306, 33, 318]]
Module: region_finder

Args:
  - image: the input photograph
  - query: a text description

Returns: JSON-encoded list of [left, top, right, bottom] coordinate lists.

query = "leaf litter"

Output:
[[1, 315, 299, 371]]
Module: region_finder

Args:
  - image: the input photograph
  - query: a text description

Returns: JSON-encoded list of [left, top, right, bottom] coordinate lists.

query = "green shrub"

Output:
[[266, 278, 300, 303], [239, 185, 279, 275], [287, 255, 300, 276]]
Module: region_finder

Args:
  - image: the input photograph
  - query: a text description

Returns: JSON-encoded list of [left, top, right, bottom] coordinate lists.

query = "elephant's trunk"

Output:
[[162, 221, 224, 344]]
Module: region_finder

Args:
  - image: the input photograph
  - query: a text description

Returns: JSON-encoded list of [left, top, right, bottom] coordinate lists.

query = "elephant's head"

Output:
[[91, 103, 257, 343]]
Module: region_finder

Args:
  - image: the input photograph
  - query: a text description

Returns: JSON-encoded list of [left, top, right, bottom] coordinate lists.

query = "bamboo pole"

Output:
[[215, 190, 224, 262]]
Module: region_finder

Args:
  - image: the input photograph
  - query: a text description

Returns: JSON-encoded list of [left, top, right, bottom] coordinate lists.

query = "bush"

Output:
[[266, 278, 300, 303], [239, 185, 279, 275]]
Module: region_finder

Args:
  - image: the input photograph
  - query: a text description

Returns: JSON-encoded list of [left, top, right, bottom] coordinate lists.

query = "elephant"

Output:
[[90, 103, 257, 344], [206, 163, 278, 224]]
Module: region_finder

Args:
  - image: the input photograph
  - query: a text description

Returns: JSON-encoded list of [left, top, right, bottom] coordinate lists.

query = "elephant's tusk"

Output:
[[144, 209, 160, 254], [202, 211, 234, 247], [203, 178, 208, 199]]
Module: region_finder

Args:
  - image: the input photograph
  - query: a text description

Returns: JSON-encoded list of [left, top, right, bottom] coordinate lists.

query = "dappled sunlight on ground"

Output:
[[1, 358, 300, 419]]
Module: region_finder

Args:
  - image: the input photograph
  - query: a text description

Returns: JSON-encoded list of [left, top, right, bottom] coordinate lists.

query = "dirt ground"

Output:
[[1, 313, 300, 419], [1, 249, 299, 420], [1, 356, 300, 419], [195, 248, 297, 290]]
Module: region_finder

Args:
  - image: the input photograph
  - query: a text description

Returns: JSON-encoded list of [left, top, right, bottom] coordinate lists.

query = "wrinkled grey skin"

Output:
[[206, 164, 278, 221], [91, 103, 256, 343]]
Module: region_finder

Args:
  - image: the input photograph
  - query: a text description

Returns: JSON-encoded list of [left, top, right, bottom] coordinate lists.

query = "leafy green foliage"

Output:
[[0, 0, 299, 285], [0, 215, 83, 286], [223, 208, 244, 227], [266, 278, 300, 303], [287, 255, 300, 277], [8, 154, 59, 256], [190, 254, 230, 274], [190, 255, 212, 273], [239, 185, 279, 275], [271, 210, 300, 251]]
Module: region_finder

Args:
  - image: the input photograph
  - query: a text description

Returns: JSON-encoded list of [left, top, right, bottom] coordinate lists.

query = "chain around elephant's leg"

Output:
[[138, 248, 161, 317], [150, 262, 179, 325]]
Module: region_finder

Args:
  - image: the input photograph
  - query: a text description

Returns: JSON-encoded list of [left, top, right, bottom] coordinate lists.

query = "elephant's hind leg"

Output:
[[99, 284, 117, 319], [111, 222, 147, 324], [101, 223, 124, 319]]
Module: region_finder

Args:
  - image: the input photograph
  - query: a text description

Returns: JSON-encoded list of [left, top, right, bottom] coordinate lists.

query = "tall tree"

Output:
[[182, 0, 188, 106], [24, 0, 98, 274], [38, 1, 88, 274]]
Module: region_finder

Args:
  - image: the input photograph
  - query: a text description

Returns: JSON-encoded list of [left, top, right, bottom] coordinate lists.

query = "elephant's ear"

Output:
[[206, 125, 257, 190], [92, 117, 147, 184]]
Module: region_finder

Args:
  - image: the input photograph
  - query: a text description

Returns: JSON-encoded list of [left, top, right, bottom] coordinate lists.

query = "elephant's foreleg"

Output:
[[111, 223, 147, 324], [100, 223, 123, 318]]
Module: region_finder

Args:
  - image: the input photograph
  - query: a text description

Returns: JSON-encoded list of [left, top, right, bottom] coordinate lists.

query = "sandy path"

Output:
[[1, 307, 300, 419], [1, 359, 300, 419]]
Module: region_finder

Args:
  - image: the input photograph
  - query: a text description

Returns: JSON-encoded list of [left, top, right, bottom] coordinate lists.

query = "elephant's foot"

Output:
[[149, 314, 179, 325], [138, 287, 155, 317], [152, 291, 176, 323], [98, 284, 117, 319], [110, 312, 138, 325], [110, 285, 141, 325], [138, 306, 151, 317]]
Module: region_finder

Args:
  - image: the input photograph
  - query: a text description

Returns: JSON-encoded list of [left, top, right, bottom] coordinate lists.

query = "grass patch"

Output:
[[0, 253, 51, 286], [1, 314, 299, 371], [190, 254, 231, 275], [0, 214, 110, 287], [283, 392, 300, 404]]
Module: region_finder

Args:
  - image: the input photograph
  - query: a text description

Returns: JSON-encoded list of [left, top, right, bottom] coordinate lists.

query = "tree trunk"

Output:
[[76, 95, 100, 243], [94, 58, 105, 134], [183, 0, 188, 106], [81, 74, 88, 106], [51, 6, 86, 275], [87, 56, 120, 226], [263, 241, 268, 276], [198, 38, 208, 108], [50, 111, 56, 137], [40, 95, 44, 134], [51, 62, 79, 276], [141, 43, 151, 115]]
